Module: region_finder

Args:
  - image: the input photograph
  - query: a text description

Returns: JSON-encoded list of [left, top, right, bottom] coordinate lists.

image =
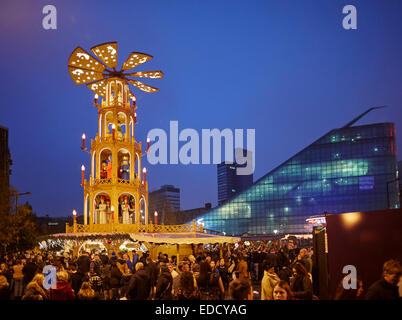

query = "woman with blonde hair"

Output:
[[50, 271, 76, 300], [22, 273, 49, 300], [77, 282, 95, 300]]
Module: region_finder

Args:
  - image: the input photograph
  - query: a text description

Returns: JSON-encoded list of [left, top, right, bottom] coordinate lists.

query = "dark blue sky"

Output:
[[1, 0, 402, 217]]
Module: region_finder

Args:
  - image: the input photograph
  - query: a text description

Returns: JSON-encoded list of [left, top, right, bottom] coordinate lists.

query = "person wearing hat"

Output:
[[120, 156, 130, 181], [121, 196, 134, 224], [261, 259, 280, 300], [97, 196, 108, 224], [106, 156, 112, 179]]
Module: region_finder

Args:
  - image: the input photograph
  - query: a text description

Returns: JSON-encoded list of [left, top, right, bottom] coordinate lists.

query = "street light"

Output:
[[15, 192, 32, 214]]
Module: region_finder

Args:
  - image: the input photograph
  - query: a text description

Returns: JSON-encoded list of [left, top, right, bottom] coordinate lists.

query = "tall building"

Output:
[[149, 185, 180, 224], [217, 149, 253, 205], [197, 122, 399, 236], [0, 126, 11, 187]]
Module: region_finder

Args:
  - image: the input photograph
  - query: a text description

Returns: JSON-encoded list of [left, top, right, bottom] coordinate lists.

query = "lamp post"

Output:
[[15, 192, 32, 214]]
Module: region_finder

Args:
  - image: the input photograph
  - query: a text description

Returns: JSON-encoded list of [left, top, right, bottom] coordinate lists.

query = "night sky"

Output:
[[1, 0, 402, 217]]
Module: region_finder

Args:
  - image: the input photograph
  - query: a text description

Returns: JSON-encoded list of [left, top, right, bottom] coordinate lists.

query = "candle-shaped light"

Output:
[[112, 123, 116, 141], [131, 96, 136, 107], [111, 205, 115, 222], [142, 167, 147, 184], [94, 94, 98, 105], [73, 210, 77, 223], [134, 112, 137, 123], [147, 137, 150, 152], [81, 165, 85, 185], [154, 211, 158, 225], [81, 133, 86, 150]]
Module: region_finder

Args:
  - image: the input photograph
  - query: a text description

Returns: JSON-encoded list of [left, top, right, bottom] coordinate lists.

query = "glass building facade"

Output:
[[197, 123, 400, 236]]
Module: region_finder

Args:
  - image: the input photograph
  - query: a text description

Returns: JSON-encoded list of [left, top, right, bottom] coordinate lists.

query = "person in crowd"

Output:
[[334, 277, 364, 300], [50, 271, 76, 300], [77, 282, 95, 300], [177, 271, 199, 300], [168, 263, 179, 280], [207, 260, 225, 299], [126, 262, 151, 300], [100, 250, 109, 265], [297, 248, 313, 275], [0, 263, 12, 285], [155, 265, 173, 300], [172, 261, 190, 298], [235, 255, 249, 280], [197, 260, 211, 299], [77, 251, 91, 275], [68, 264, 83, 295], [132, 250, 139, 269], [188, 255, 196, 270], [365, 259, 402, 300], [90, 254, 102, 276], [110, 260, 123, 300], [100, 260, 112, 300], [144, 256, 158, 298], [0, 275, 11, 300], [229, 278, 253, 300], [12, 259, 24, 300], [192, 263, 201, 284], [88, 267, 103, 300], [123, 253, 133, 273], [290, 262, 313, 300], [273, 280, 294, 300], [22, 257, 37, 288], [218, 258, 230, 290], [261, 260, 280, 300], [22, 273, 48, 300]]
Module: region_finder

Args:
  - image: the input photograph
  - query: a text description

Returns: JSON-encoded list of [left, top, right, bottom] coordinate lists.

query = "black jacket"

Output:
[[100, 254, 109, 266], [77, 255, 91, 275], [110, 265, 122, 288], [69, 272, 84, 294], [144, 261, 158, 287], [291, 275, 313, 300], [127, 269, 151, 300], [23, 262, 38, 285], [365, 278, 399, 300], [155, 272, 173, 300]]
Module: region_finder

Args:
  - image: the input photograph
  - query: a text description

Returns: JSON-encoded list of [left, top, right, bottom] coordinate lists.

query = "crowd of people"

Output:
[[0, 241, 400, 300]]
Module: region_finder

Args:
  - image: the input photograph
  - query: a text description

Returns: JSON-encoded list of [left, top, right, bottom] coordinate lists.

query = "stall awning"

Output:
[[129, 232, 241, 245]]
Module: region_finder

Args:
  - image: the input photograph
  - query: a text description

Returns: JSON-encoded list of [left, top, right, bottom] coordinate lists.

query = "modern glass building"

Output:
[[197, 122, 400, 236]]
